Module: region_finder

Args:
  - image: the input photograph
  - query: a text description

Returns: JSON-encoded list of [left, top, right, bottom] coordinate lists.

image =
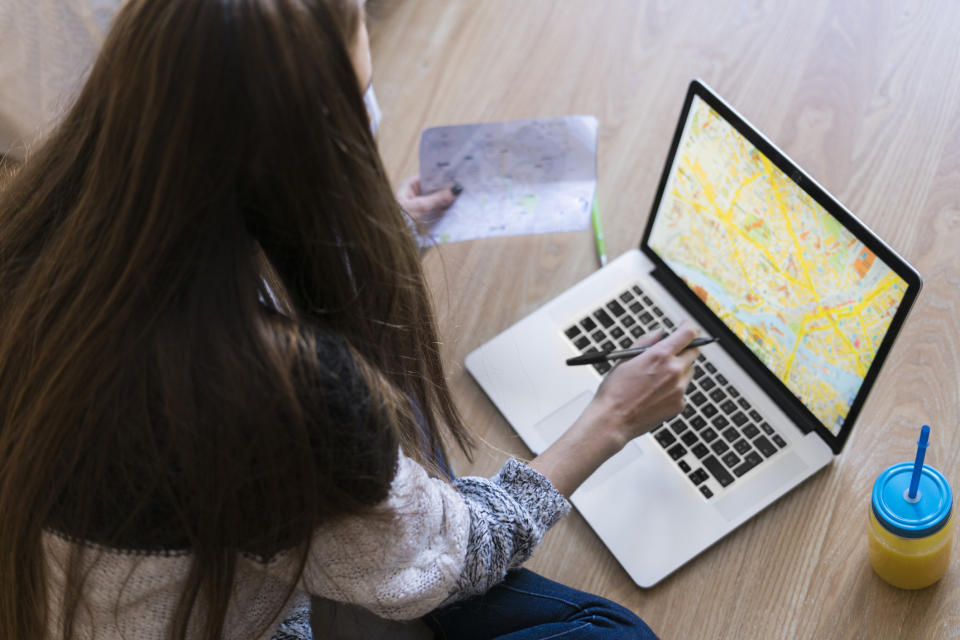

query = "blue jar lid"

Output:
[[872, 462, 952, 538]]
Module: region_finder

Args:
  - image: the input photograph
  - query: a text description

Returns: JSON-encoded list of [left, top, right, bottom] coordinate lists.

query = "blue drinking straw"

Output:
[[908, 425, 930, 500]]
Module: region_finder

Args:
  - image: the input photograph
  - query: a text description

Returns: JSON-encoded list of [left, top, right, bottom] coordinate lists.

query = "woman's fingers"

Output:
[[396, 175, 460, 222], [656, 323, 700, 355], [594, 321, 706, 439]]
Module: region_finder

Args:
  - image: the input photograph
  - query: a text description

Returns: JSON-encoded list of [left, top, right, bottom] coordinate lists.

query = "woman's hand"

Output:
[[396, 175, 461, 226], [590, 325, 699, 448], [529, 323, 700, 497]]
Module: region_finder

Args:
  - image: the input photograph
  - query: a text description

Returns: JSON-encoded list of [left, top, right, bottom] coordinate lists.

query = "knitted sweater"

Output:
[[42, 276, 572, 637], [44, 451, 571, 639]]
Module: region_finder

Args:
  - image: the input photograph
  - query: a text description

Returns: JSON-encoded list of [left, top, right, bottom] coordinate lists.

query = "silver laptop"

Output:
[[465, 80, 922, 587]]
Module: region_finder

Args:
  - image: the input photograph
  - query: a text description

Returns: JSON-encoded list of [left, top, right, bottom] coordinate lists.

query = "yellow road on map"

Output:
[[649, 96, 906, 433]]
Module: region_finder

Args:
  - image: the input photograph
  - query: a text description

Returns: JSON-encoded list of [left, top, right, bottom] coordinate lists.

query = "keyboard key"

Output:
[[773, 434, 787, 448], [682, 404, 696, 418], [678, 459, 691, 473], [622, 316, 636, 327], [594, 362, 611, 374], [574, 336, 590, 350], [705, 362, 717, 374], [600, 341, 614, 352], [629, 301, 643, 314], [619, 338, 632, 348], [594, 309, 614, 327], [611, 326, 624, 339], [669, 418, 687, 434], [663, 317, 675, 329], [690, 391, 707, 406], [655, 429, 676, 448], [701, 377, 716, 391], [702, 404, 718, 418], [565, 326, 581, 339], [733, 452, 762, 477], [632, 285, 643, 296], [607, 300, 626, 317], [681, 431, 698, 446], [716, 374, 728, 385], [731, 411, 748, 426], [743, 424, 760, 439], [667, 443, 687, 460], [639, 311, 654, 325], [703, 455, 734, 487], [653, 307, 664, 317], [591, 330, 604, 342], [620, 291, 634, 303], [754, 435, 777, 458], [630, 326, 644, 338], [761, 422, 774, 435], [581, 317, 597, 331], [701, 427, 718, 443], [712, 415, 730, 429], [749, 409, 762, 422], [709, 388, 726, 403], [737, 398, 750, 410], [642, 295, 653, 306], [700, 486, 714, 499], [728, 386, 740, 398], [693, 365, 704, 379], [733, 439, 751, 454], [690, 415, 707, 430], [689, 469, 708, 485], [692, 443, 709, 459], [711, 439, 729, 455], [721, 451, 741, 468], [720, 400, 737, 414], [721, 426, 738, 442]]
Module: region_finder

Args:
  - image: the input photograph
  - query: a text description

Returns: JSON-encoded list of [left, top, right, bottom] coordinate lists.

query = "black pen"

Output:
[[566, 337, 717, 366]]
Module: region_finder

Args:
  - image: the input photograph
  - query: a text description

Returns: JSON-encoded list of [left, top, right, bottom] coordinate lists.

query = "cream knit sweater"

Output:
[[43, 450, 571, 639]]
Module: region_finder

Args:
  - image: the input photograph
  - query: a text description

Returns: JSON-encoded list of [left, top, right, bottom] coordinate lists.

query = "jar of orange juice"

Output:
[[868, 426, 953, 590]]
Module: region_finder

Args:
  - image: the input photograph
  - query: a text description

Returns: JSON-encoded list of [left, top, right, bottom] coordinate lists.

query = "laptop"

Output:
[[465, 79, 922, 587]]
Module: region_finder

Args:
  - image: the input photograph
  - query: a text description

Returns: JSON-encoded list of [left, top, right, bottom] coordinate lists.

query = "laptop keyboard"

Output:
[[563, 285, 674, 374], [563, 284, 788, 499]]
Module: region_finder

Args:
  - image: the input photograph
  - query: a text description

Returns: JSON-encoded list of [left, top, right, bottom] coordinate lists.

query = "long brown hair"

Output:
[[0, 0, 473, 638]]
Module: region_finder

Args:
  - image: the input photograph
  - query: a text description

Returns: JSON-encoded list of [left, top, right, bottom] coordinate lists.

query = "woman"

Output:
[[0, 0, 697, 638]]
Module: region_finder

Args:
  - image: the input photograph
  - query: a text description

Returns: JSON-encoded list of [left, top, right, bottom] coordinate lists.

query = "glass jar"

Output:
[[868, 462, 953, 589]]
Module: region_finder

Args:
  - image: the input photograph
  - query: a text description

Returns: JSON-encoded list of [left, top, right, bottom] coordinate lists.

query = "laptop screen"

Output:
[[646, 92, 910, 438]]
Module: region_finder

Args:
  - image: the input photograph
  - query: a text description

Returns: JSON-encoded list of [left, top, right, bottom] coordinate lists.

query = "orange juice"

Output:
[[868, 461, 953, 589]]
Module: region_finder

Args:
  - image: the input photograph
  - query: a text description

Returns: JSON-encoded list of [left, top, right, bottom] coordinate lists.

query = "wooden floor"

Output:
[[369, 1, 960, 638]]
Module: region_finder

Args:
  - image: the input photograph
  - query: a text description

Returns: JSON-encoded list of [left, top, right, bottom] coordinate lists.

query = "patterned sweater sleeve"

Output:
[[292, 451, 570, 620], [447, 458, 571, 601]]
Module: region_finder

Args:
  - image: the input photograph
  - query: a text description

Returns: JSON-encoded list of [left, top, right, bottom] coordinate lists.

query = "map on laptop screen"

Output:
[[649, 95, 907, 435]]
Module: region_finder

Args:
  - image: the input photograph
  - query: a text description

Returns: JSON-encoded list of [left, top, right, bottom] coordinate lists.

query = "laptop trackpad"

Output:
[[714, 450, 808, 521], [532, 391, 594, 452]]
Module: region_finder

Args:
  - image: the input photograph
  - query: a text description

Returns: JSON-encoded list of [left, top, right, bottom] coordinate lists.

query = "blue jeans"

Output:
[[425, 569, 658, 640]]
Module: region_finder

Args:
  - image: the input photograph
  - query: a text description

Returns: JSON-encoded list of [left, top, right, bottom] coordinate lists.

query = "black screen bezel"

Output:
[[639, 79, 922, 455]]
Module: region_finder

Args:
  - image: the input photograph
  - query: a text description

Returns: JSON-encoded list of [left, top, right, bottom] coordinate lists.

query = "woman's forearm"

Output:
[[527, 399, 626, 498]]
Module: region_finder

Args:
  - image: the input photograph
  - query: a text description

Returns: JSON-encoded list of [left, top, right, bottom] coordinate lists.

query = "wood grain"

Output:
[[370, 0, 960, 638]]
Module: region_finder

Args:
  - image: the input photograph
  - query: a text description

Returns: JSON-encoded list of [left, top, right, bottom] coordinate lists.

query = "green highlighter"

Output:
[[591, 196, 607, 267]]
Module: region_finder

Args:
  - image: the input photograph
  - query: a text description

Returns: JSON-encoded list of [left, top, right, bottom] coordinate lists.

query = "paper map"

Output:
[[417, 115, 598, 245]]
